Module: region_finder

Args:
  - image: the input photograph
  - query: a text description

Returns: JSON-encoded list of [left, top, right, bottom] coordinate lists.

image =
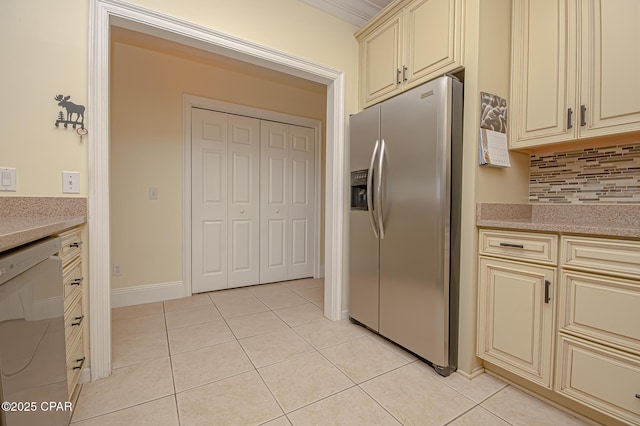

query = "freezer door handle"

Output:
[[367, 140, 380, 238], [377, 139, 386, 239]]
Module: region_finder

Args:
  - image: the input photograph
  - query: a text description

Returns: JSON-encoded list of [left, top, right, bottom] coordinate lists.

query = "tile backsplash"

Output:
[[529, 142, 640, 204]]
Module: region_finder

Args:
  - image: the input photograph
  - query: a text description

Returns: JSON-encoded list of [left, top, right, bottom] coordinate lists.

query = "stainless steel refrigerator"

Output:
[[349, 75, 462, 376]]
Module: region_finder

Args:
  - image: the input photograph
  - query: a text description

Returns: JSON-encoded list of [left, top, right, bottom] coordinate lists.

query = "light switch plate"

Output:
[[62, 171, 80, 194], [0, 167, 16, 191]]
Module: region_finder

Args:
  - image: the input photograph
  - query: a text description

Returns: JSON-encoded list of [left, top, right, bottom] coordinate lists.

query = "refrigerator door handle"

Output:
[[367, 140, 380, 238], [377, 139, 386, 239]]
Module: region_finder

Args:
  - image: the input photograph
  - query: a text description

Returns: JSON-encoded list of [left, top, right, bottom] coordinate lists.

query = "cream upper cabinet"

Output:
[[357, 0, 463, 108], [580, 0, 640, 138], [360, 11, 404, 106], [510, 0, 640, 149]]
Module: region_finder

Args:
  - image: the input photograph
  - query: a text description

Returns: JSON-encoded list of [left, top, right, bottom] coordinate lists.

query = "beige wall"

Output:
[[3, 0, 357, 297], [1, 0, 358, 199], [457, 0, 530, 375], [0, 1, 88, 196], [110, 31, 327, 289]]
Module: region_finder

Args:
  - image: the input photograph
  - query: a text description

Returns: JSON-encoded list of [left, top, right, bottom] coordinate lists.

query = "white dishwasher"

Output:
[[0, 237, 71, 426]]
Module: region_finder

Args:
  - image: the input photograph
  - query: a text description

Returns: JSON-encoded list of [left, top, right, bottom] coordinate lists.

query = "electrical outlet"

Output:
[[62, 171, 80, 194], [149, 186, 158, 200], [0, 167, 16, 191], [112, 263, 122, 276]]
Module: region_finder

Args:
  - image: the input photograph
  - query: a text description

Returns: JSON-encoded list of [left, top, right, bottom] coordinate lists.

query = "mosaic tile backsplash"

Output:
[[529, 142, 640, 204]]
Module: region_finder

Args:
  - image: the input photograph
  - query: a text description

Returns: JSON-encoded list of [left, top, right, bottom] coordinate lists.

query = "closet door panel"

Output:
[[192, 108, 228, 292], [288, 125, 315, 280], [260, 121, 289, 283], [228, 115, 260, 287]]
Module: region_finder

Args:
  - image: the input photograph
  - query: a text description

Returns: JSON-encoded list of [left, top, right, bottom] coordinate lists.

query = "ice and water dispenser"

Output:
[[350, 169, 369, 210]]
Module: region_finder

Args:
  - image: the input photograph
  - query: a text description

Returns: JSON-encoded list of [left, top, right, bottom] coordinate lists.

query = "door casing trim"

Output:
[[89, 0, 345, 381]]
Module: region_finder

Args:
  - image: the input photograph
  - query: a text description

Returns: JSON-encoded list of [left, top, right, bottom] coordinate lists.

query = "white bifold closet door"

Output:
[[260, 120, 315, 284], [192, 108, 260, 292], [192, 108, 315, 293]]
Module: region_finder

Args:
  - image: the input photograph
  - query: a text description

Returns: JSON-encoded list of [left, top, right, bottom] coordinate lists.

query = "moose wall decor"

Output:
[[54, 94, 85, 130]]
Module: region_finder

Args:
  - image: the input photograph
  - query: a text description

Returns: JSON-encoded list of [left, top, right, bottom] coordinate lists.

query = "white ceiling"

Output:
[[298, 0, 394, 27]]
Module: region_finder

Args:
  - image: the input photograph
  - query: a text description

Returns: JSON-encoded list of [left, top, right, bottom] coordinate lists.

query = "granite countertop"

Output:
[[0, 197, 87, 252], [476, 203, 640, 239]]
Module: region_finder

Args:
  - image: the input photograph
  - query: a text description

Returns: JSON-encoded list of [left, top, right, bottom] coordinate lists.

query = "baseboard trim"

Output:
[[79, 367, 91, 384], [456, 366, 485, 380], [111, 281, 184, 308]]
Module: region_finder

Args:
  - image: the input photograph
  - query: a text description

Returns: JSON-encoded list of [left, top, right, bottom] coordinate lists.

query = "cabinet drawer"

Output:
[[479, 229, 558, 265], [66, 332, 85, 397], [561, 236, 640, 280], [58, 228, 83, 265], [62, 256, 83, 303], [559, 271, 640, 355], [556, 334, 640, 424], [64, 294, 84, 345]]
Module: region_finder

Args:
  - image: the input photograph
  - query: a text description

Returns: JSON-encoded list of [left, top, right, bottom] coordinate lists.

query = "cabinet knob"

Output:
[[276, 209, 280, 214], [240, 209, 245, 214], [636, 393, 640, 399]]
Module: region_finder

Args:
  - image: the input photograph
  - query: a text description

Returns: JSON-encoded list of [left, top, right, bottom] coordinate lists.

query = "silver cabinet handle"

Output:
[[71, 277, 84, 286], [377, 139, 386, 239], [397, 69, 401, 85], [567, 108, 573, 129], [402, 65, 407, 82], [580, 105, 587, 127], [500, 242, 524, 249], [69, 241, 83, 248], [367, 140, 380, 239]]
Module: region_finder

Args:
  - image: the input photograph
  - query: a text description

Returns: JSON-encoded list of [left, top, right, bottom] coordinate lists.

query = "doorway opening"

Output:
[[89, 0, 346, 380]]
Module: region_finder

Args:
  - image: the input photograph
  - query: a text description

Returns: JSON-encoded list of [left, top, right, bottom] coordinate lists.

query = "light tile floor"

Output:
[[71, 278, 592, 425]]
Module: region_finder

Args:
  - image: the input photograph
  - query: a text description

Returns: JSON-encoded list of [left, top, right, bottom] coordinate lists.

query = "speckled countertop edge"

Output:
[[477, 203, 640, 239], [0, 197, 87, 252]]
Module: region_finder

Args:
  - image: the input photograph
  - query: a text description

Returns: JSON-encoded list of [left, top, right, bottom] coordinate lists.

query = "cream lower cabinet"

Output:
[[556, 236, 640, 424], [510, 0, 640, 149], [58, 227, 86, 400], [478, 253, 557, 388], [478, 230, 640, 424], [356, 0, 463, 108]]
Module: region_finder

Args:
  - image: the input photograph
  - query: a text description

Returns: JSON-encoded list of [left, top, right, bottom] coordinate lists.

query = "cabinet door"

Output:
[[403, 0, 462, 87], [477, 257, 556, 387], [579, 0, 640, 137], [510, 0, 578, 148], [360, 11, 403, 107]]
